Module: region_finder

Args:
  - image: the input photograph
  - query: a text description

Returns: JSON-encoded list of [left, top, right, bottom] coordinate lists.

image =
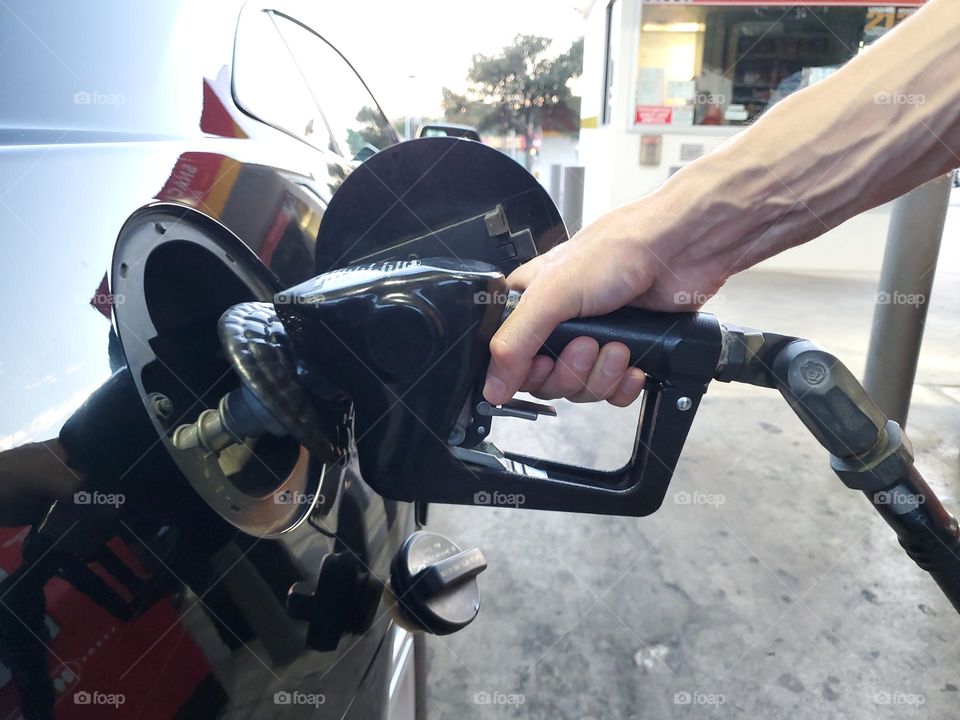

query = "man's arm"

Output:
[[483, 0, 960, 407]]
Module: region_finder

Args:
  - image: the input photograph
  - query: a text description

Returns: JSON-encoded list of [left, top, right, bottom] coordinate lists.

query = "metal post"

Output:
[[562, 166, 586, 236], [863, 172, 952, 427], [549, 164, 563, 207]]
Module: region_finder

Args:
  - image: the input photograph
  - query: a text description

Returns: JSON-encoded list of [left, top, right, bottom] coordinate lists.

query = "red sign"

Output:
[[0, 529, 209, 719], [634, 105, 673, 125]]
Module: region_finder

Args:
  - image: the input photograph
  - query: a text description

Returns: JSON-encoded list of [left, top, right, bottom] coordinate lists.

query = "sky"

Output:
[[305, 1, 588, 121]]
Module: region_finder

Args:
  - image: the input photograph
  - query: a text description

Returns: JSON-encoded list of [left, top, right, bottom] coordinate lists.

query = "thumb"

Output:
[[483, 280, 578, 405]]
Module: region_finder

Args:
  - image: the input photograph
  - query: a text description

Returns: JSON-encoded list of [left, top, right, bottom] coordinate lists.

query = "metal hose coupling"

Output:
[[172, 385, 285, 453], [171, 301, 338, 461]]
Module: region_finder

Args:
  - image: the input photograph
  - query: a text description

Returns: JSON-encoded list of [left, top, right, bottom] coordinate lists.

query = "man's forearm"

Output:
[[651, 0, 960, 280], [483, 0, 960, 404]]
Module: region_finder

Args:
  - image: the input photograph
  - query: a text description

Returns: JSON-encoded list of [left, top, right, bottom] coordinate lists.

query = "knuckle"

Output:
[[489, 335, 522, 368]]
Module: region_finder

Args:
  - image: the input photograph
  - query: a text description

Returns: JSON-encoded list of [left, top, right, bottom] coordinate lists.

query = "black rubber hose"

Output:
[[869, 465, 960, 614]]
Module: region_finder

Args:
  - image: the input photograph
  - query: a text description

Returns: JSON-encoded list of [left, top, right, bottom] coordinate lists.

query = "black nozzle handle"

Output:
[[540, 307, 722, 389]]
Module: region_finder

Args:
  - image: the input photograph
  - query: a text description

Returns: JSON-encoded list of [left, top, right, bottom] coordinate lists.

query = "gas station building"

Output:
[[577, 0, 927, 272]]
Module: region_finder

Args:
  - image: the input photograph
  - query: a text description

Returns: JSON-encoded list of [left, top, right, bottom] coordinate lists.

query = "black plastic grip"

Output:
[[541, 307, 723, 390]]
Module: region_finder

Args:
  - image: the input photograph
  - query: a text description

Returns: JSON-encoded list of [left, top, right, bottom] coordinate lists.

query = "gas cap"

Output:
[[389, 531, 486, 635]]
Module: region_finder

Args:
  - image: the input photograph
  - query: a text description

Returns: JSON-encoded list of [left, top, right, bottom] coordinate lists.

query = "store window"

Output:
[[632, 2, 923, 129]]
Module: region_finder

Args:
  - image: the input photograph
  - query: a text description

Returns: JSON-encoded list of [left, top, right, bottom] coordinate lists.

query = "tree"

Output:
[[345, 106, 396, 158], [443, 35, 583, 169]]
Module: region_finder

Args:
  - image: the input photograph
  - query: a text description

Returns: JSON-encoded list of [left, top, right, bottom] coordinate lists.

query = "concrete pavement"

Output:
[[422, 237, 959, 719]]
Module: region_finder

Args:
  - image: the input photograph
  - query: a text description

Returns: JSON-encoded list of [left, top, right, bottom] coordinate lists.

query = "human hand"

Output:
[[482, 193, 727, 407]]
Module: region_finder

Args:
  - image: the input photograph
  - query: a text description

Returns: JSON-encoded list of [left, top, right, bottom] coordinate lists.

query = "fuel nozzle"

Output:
[[272, 258, 509, 475], [171, 385, 286, 453], [174, 256, 721, 518], [170, 301, 340, 461]]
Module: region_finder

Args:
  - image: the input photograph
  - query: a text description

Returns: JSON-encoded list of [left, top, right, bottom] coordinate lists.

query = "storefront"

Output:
[[577, 0, 927, 271], [631, 2, 922, 132]]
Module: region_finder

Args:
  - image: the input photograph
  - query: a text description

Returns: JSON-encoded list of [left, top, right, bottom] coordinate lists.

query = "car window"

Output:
[[271, 13, 397, 161], [233, 7, 335, 151]]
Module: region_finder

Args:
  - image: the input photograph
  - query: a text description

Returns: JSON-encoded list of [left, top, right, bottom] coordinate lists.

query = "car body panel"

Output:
[[0, 2, 413, 718]]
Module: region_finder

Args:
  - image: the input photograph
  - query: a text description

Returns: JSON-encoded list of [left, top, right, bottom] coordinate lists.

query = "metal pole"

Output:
[[549, 164, 563, 207], [863, 171, 952, 427], [562, 166, 586, 236]]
